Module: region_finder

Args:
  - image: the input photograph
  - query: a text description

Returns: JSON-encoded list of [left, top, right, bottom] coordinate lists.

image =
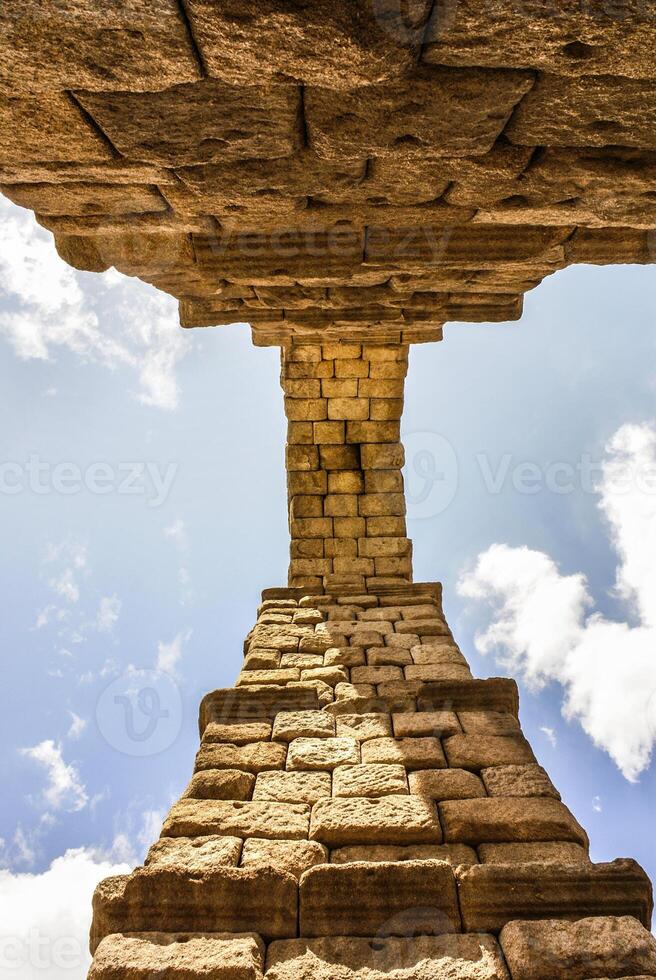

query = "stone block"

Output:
[[335, 713, 393, 741], [393, 711, 460, 738], [203, 722, 272, 745], [195, 741, 287, 775], [417, 679, 519, 715], [89, 932, 264, 980], [161, 799, 311, 841], [184, 0, 431, 88], [405, 664, 473, 682], [183, 769, 255, 801], [78, 81, 301, 167], [444, 734, 536, 771], [310, 796, 442, 846], [332, 763, 409, 798], [482, 764, 560, 799], [478, 842, 591, 866], [440, 798, 589, 846], [456, 860, 654, 933], [0, 92, 113, 165], [362, 736, 447, 770], [409, 769, 486, 802], [306, 68, 533, 159], [145, 834, 242, 871], [457, 711, 521, 735], [253, 771, 331, 805], [240, 837, 328, 879], [299, 860, 460, 936], [330, 843, 477, 867], [499, 915, 656, 980], [287, 737, 360, 771], [351, 665, 404, 684], [265, 934, 508, 979], [91, 866, 297, 947], [272, 711, 335, 741], [200, 686, 320, 730]]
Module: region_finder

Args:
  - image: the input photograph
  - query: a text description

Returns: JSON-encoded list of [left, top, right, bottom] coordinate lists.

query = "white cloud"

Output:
[[458, 421, 656, 782], [21, 741, 88, 813], [540, 726, 557, 748], [0, 197, 190, 411], [156, 629, 192, 676], [592, 795, 603, 812], [0, 847, 130, 980], [67, 713, 87, 741], [164, 519, 194, 604], [95, 596, 121, 634]]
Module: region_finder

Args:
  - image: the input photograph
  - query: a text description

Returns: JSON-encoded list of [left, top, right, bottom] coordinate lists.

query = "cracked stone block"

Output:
[[240, 837, 328, 878], [0, 92, 113, 165]]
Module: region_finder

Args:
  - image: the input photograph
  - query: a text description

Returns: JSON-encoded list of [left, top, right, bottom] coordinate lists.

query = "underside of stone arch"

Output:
[[2, 3, 656, 978]]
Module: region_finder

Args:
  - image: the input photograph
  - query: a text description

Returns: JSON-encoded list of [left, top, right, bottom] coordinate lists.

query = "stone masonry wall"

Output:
[[282, 342, 412, 592], [86, 582, 655, 979]]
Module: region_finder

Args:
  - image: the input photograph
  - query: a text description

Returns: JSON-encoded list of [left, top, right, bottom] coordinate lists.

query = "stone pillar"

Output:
[[281, 341, 412, 593]]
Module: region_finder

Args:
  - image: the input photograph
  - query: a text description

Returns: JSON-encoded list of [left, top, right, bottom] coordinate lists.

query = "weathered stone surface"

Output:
[[481, 764, 560, 799], [478, 842, 591, 865], [253, 770, 331, 805], [183, 769, 256, 801], [332, 763, 409, 798], [424, 0, 656, 79], [89, 932, 265, 980], [310, 796, 442, 846], [78, 81, 301, 167], [162, 799, 311, 841], [362, 736, 446, 769], [0, 1, 200, 95], [457, 711, 521, 735], [299, 860, 460, 936], [287, 737, 360, 771], [195, 741, 287, 774], [330, 843, 477, 866], [185, 0, 432, 88], [204, 722, 273, 745], [265, 934, 509, 979], [507, 75, 656, 150], [0, 93, 113, 165], [409, 769, 486, 801], [443, 734, 536, 770], [145, 834, 242, 870], [240, 837, 328, 878], [335, 713, 393, 741], [456, 860, 654, 933], [499, 915, 656, 980], [91, 867, 297, 947], [273, 710, 335, 741], [393, 711, 460, 737], [439, 798, 589, 846]]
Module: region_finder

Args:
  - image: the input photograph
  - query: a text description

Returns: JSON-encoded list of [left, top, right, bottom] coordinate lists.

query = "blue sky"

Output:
[[0, 195, 655, 975]]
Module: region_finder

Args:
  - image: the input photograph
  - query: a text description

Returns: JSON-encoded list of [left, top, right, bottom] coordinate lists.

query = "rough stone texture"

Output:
[[5, 8, 656, 345], [299, 860, 461, 936], [240, 838, 328, 879], [88, 932, 265, 980], [161, 799, 311, 840], [145, 835, 243, 870], [332, 763, 408, 797], [481, 764, 560, 799], [330, 842, 477, 865], [253, 771, 331, 805], [478, 842, 592, 866], [499, 916, 656, 980], [265, 934, 509, 979], [310, 795, 442, 846], [409, 768, 486, 801], [440, 798, 589, 847]]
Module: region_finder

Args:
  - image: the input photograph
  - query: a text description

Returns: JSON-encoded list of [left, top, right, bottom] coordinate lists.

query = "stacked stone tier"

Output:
[[3, 3, 656, 342], [88, 583, 655, 979]]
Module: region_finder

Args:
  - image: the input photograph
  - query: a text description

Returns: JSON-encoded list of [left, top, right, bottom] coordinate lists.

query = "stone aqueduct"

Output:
[[2, 2, 656, 977]]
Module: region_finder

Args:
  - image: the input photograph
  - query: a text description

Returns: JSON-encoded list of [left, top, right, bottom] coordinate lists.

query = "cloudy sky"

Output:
[[0, 194, 655, 975]]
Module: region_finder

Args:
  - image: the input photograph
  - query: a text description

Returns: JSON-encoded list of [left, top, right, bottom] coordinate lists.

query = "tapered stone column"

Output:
[[282, 342, 412, 592]]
